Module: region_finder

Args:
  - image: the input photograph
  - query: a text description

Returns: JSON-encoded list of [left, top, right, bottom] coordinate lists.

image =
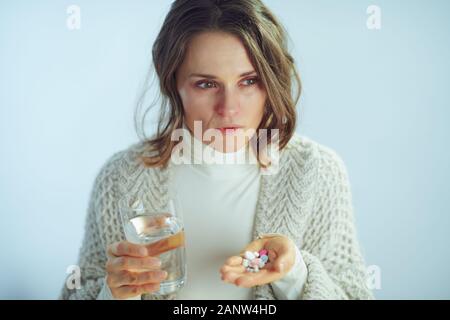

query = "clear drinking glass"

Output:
[[118, 193, 187, 295]]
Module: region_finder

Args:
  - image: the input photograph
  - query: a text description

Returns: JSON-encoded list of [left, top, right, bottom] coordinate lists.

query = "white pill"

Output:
[[254, 266, 259, 272], [244, 251, 255, 260], [242, 259, 249, 267], [254, 251, 259, 258], [258, 261, 265, 268]]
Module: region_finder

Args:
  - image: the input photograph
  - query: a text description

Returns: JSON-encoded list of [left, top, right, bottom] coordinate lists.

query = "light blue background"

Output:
[[1, 0, 449, 299]]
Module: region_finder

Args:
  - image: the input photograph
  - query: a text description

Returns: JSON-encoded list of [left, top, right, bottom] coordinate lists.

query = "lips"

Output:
[[216, 126, 243, 135]]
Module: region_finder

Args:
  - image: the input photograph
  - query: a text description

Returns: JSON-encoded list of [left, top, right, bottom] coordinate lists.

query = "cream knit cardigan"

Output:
[[60, 133, 374, 300]]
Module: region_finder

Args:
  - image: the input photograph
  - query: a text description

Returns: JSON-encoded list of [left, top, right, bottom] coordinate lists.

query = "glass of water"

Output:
[[118, 193, 187, 295]]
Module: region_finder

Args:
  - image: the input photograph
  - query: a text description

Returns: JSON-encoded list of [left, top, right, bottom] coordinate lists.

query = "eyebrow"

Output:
[[188, 70, 257, 79]]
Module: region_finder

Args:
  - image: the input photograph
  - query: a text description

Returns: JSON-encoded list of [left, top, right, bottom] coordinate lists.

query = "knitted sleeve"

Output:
[[59, 151, 124, 300], [299, 147, 374, 300]]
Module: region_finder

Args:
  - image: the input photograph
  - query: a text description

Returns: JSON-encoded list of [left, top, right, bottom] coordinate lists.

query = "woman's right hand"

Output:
[[105, 241, 168, 299], [105, 231, 185, 299]]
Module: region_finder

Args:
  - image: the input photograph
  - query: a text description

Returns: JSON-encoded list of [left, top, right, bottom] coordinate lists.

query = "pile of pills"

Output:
[[242, 249, 269, 273]]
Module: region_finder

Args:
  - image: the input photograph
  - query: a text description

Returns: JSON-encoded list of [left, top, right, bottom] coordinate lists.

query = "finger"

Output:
[[267, 242, 292, 273], [108, 241, 148, 258], [220, 264, 246, 274], [225, 256, 243, 266], [235, 269, 281, 288], [112, 283, 161, 299], [106, 256, 162, 272], [272, 252, 293, 273], [145, 231, 185, 256], [109, 270, 168, 287], [221, 271, 243, 284]]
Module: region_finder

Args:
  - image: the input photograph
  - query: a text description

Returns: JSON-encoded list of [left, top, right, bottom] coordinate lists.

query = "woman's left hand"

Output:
[[220, 235, 296, 288]]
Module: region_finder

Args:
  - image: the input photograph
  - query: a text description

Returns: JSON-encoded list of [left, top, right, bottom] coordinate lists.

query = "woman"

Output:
[[60, 0, 374, 300]]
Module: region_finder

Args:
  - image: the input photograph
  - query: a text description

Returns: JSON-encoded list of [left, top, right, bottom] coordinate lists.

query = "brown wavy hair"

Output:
[[135, 0, 301, 169]]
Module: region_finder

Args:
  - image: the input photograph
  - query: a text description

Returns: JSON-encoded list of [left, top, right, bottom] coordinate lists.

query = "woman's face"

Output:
[[176, 31, 267, 153]]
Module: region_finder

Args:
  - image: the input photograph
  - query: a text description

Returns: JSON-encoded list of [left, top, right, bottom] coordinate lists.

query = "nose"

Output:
[[214, 87, 240, 118]]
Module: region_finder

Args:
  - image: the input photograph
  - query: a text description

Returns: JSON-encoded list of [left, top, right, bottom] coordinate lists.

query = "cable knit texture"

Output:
[[59, 133, 374, 300]]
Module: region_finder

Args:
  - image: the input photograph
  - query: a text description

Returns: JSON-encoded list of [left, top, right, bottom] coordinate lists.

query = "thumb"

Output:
[[239, 238, 266, 257], [275, 253, 290, 273], [146, 230, 185, 256]]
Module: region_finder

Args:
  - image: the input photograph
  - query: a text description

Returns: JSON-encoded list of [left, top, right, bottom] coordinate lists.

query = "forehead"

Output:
[[180, 31, 255, 76]]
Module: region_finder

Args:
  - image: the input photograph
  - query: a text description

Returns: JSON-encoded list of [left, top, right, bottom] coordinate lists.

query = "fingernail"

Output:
[[160, 270, 168, 278]]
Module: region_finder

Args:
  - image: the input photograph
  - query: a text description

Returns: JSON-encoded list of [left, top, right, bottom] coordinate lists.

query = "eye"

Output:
[[196, 80, 218, 90], [242, 77, 259, 86]]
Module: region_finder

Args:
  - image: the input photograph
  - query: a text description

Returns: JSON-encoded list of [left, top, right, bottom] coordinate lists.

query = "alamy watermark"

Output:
[[66, 265, 81, 290], [169, 120, 281, 175], [366, 264, 382, 290], [367, 5, 382, 30], [66, 5, 81, 30]]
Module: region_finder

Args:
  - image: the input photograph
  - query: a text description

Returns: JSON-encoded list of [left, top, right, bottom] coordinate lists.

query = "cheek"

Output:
[[180, 88, 216, 119], [242, 90, 266, 117]]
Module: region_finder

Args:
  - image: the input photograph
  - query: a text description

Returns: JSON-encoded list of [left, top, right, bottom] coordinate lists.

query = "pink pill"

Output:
[[259, 249, 268, 256]]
